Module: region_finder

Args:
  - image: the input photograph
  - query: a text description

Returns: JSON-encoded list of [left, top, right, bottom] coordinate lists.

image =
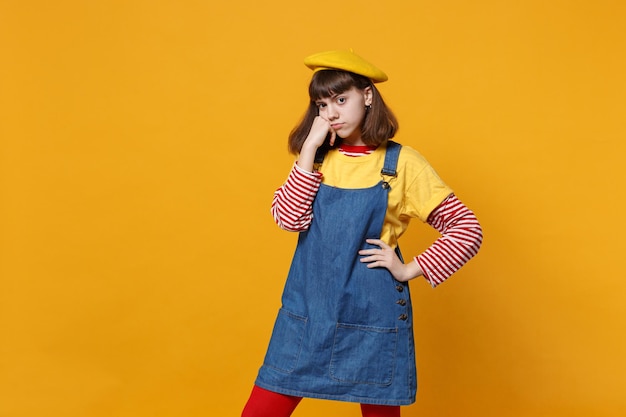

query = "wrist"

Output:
[[404, 260, 422, 281], [297, 144, 318, 172], [301, 140, 320, 155]]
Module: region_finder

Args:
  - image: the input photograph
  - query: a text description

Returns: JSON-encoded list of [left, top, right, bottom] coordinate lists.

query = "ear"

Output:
[[363, 86, 373, 106]]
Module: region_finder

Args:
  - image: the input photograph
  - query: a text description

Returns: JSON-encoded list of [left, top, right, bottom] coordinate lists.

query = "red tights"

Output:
[[242, 385, 400, 417]]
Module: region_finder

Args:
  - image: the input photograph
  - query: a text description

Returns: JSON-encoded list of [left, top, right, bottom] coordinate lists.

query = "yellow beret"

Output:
[[304, 49, 388, 83]]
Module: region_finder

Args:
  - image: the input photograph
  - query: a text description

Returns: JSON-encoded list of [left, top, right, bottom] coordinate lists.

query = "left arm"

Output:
[[359, 194, 483, 286]]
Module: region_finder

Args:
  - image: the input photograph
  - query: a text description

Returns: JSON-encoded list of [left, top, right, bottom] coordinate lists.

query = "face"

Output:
[[315, 86, 372, 145]]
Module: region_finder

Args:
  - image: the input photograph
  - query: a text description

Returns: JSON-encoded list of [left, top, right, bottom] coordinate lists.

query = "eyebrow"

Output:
[[315, 93, 342, 102]]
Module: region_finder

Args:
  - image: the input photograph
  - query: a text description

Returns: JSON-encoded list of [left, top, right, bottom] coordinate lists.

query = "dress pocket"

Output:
[[329, 323, 398, 386], [263, 308, 308, 373]]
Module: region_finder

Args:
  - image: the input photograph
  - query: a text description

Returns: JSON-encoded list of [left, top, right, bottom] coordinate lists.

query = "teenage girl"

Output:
[[242, 50, 483, 417]]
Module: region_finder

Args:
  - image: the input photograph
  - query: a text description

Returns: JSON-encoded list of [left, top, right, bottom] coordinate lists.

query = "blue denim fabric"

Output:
[[256, 142, 417, 406]]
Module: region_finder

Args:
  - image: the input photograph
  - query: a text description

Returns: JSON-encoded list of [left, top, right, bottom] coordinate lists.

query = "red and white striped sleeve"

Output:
[[415, 194, 483, 287], [271, 163, 323, 232]]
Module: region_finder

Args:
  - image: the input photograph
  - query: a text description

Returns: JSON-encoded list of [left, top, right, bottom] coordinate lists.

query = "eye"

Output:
[[316, 102, 327, 109], [337, 97, 346, 104]]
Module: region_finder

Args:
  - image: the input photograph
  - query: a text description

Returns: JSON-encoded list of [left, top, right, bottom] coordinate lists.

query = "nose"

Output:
[[326, 103, 339, 120]]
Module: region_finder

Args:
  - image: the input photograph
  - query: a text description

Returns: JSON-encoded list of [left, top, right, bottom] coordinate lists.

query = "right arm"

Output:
[[295, 115, 336, 171], [271, 163, 322, 231], [272, 116, 334, 231]]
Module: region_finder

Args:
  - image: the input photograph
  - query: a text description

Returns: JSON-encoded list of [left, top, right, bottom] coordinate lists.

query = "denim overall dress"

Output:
[[256, 141, 417, 406]]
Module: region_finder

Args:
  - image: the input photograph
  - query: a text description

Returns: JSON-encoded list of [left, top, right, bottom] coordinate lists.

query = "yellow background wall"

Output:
[[1, 1, 624, 416]]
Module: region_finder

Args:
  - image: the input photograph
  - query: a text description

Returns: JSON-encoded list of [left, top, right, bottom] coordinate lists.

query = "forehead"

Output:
[[309, 70, 359, 99], [314, 86, 359, 101]]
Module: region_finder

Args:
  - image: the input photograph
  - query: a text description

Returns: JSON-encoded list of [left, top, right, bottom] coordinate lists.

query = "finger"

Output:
[[365, 238, 389, 249], [329, 129, 336, 146], [360, 253, 389, 264], [365, 261, 383, 269], [359, 254, 379, 263], [360, 249, 388, 258]]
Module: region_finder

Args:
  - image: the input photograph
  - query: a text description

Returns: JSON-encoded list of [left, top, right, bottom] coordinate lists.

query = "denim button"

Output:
[[398, 314, 408, 321], [395, 285, 403, 292], [396, 299, 406, 306]]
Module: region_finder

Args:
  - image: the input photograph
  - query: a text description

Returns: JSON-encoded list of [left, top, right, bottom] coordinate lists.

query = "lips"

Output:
[[331, 123, 344, 130]]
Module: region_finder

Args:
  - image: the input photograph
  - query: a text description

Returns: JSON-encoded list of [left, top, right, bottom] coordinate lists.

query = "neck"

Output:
[[341, 138, 366, 146]]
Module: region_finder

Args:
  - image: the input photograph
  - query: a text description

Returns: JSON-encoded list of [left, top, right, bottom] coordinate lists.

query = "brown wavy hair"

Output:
[[287, 70, 399, 154]]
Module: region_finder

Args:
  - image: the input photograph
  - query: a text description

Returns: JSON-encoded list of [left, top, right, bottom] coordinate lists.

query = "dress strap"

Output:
[[381, 140, 402, 177]]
